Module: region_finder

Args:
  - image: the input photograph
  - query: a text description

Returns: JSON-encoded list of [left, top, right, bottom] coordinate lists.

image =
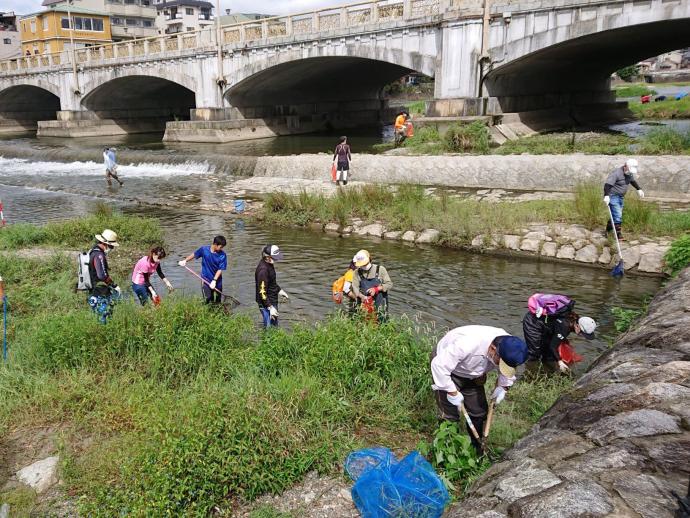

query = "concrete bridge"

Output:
[[0, 0, 689, 142]]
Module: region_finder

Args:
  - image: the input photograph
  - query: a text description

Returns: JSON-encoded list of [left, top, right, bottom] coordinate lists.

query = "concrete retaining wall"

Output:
[[251, 153, 690, 200], [447, 267, 690, 517]]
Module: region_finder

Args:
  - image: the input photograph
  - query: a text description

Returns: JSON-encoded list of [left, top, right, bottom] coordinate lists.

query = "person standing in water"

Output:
[[103, 147, 124, 187], [332, 136, 352, 186]]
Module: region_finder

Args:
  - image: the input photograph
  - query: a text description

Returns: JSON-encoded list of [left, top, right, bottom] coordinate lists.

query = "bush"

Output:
[[444, 122, 490, 154], [611, 306, 644, 333], [574, 181, 606, 227], [664, 234, 690, 276], [614, 84, 656, 98], [637, 128, 690, 155], [616, 65, 640, 82]]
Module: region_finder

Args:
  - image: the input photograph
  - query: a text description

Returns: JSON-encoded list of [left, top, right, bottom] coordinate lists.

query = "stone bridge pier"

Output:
[[0, 0, 689, 141]]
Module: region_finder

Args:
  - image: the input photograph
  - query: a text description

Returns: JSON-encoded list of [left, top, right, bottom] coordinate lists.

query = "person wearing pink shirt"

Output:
[[131, 246, 173, 305]]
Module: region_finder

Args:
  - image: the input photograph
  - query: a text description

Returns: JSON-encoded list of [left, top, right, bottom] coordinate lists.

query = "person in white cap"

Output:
[[87, 229, 121, 324], [350, 249, 392, 323], [431, 326, 528, 453], [255, 244, 288, 328], [523, 304, 597, 377], [603, 158, 644, 239]]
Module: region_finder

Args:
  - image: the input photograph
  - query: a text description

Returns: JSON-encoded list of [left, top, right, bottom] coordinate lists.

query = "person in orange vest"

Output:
[[394, 111, 411, 147]]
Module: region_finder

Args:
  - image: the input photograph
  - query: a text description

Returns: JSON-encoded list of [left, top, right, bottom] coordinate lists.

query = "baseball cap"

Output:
[[262, 244, 284, 261], [354, 250, 371, 268], [577, 317, 597, 340], [625, 158, 639, 175], [495, 335, 529, 377]]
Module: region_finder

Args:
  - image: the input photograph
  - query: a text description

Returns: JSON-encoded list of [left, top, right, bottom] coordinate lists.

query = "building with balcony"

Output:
[[153, 1, 214, 35], [42, 0, 157, 41], [20, 6, 112, 55], [0, 12, 21, 60]]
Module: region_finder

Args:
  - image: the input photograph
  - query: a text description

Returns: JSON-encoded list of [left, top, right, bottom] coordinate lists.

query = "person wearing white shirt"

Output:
[[430, 325, 528, 452]]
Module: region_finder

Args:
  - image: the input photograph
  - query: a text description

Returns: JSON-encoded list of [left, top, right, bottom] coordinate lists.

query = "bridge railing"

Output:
[[0, 0, 449, 75]]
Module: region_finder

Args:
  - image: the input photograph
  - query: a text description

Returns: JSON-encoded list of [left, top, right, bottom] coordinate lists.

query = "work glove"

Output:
[[558, 360, 570, 373], [366, 286, 381, 296], [178, 259, 187, 267], [446, 392, 464, 407], [637, 189, 644, 198], [268, 306, 279, 320], [163, 278, 174, 291], [603, 195, 610, 205], [491, 386, 506, 405], [209, 280, 217, 291], [279, 289, 289, 301], [112, 285, 122, 297]]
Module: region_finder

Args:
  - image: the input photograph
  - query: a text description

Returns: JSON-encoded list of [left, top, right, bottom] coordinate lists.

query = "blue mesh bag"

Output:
[[344, 447, 449, 518]]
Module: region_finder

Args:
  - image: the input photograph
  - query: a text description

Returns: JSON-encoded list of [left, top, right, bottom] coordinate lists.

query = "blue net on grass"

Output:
[[344, 447, 449, 518]]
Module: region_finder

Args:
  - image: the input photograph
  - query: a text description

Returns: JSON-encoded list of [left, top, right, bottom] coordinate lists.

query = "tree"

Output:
[[617, 65, 640, 82]]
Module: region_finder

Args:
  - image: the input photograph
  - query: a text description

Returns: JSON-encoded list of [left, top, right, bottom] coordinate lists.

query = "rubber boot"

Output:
[[615, 224, 624, 240], [605, 219, 613, 236]]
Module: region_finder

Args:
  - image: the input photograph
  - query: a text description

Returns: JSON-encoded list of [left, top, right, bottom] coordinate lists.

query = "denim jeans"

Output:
[[132, 282, 150, 306], [608, 194, 624, 225], [259, 306, 279, 328]]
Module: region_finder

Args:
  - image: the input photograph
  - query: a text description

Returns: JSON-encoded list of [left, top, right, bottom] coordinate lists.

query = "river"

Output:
[[1, 150, 661, 375]]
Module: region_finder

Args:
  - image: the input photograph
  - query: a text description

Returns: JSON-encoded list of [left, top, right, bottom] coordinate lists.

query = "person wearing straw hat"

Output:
[[604, 158, 644, 240], [350, 249, 392, 323], [430, 326, 528, 453], [87, 229, 121, 324]]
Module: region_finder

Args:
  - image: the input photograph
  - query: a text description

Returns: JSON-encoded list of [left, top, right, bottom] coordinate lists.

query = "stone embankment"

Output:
[[447, 267, 690, 517], [320, 219, 671, 275], [251, 153, 690, 201]]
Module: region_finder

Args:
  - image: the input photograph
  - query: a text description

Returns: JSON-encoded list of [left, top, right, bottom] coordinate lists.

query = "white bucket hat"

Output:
[[95, 229, 119, 247]]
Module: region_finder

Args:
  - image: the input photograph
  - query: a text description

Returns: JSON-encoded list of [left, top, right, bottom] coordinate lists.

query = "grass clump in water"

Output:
[[637, 127, 690, 154]]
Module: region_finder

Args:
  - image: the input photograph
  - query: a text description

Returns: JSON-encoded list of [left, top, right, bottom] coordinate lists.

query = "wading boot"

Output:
[[615, 224, 624, 241], [605, 220, 613, 236]]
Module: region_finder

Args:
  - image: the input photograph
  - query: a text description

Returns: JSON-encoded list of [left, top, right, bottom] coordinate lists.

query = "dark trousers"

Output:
[[434, 373, 488, 452], [202, 283, 221, 304]]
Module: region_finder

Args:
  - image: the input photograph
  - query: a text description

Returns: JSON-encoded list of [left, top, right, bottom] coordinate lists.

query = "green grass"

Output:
[[613, 84, 656, 97], [665, 234, 690, 276], [495, 132, 633, 155], [0, 216, 584, 514], [629, 96, 690, 119], [260, 184, 689, 244], [0, 209, 162, 250], [636, 127, 690, 154], [406, 100, 427, 115]]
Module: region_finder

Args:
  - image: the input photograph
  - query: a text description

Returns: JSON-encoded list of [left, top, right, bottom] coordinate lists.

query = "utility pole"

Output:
[[66, 0, 80, 96], [215, 0, 225, 92]]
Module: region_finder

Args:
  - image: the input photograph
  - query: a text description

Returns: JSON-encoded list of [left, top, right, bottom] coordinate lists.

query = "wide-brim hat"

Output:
[[95, 228, 119, 247], [354, 249, 370, 268]]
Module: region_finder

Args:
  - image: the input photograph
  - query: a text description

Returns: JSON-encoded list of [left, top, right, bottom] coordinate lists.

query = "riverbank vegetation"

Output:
[[1, 216, 581, 515], [628, 96, 690, 119], [613, 84, 656, 97], [261, 183, 690, 245]]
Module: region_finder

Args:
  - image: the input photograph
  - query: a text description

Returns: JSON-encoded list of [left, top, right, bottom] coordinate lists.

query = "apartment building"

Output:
[[0, 12, 21, 60], [42, 0, 157, 41], [19, 6, 112, 55], [154, 0, 214, 35]]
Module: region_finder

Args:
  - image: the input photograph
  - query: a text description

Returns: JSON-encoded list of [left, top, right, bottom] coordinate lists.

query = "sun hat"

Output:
[[577, 316, 597, 340], [354, 250, 371, 268], [625, 158, 639, 175], [262, 244, 284, 261], [95, 229, 119, 247], [495, 335, 529, 377]]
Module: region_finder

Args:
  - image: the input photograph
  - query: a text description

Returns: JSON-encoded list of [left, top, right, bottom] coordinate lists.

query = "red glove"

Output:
[[367, 286, 381, 296]]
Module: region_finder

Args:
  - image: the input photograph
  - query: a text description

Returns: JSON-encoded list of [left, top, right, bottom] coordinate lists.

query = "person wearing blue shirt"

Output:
[[178, 235, 227, 304]]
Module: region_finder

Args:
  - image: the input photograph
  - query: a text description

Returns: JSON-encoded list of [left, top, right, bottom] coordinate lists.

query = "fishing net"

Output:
[[344, 447, 449, 518]]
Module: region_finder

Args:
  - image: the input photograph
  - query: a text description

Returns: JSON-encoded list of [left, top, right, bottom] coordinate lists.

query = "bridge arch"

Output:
[[485, 2, 690, 116], [0, 83, 60, 129], [80, 74, 196, 128]]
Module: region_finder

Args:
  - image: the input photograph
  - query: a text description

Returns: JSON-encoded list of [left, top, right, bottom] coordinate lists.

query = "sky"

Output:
[[2, 0, 342, 16]]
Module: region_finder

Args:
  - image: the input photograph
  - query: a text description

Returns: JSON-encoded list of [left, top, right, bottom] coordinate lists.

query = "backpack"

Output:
[[528, 293, 574, 319], [332, 273, 347, 304], [76, 250, 93, 291]]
